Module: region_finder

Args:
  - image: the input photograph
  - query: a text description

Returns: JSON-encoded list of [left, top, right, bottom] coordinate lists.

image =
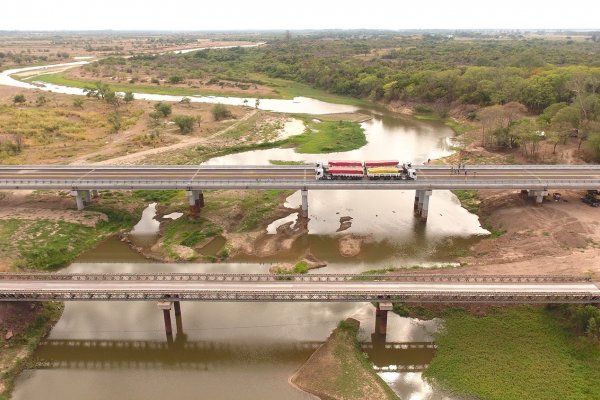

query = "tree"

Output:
[[255, 98, 260, 109], [180, 97, 191, 107], [12, 134, 24, 153], [123, 92, 134, 103], [584, 132, 600, 161], [153, 102, 172, 117], [107, 112, 122, 133], [211, 103, 233, 121], [172, 115, 197, 134], [84, 82, 112, 100], [13, 94, 26, 104], [513, 119, 542, 157]]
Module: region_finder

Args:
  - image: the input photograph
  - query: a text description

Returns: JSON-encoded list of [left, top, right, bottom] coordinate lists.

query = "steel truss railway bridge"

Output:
[[2, 273, 599, 338], [1, 164, 599, 220]]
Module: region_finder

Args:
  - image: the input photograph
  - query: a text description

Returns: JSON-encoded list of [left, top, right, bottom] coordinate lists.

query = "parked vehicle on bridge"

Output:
[[315, 160, 417, 181]]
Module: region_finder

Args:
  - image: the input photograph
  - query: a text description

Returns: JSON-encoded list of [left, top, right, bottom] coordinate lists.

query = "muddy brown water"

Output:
[[12, 99, 471, 399], [13, 241, 452, 400]]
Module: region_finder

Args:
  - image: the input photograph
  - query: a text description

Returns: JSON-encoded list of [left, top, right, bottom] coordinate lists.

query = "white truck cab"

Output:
[[315, 162, 325, 180]]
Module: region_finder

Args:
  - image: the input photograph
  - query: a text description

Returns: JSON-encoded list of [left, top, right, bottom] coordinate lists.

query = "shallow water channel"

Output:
[[6, 60, 476, 399]]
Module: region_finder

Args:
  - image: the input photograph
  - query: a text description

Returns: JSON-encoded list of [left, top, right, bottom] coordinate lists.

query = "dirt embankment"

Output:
[[458, 190, 600, 278], [291, 318, 396, 400]]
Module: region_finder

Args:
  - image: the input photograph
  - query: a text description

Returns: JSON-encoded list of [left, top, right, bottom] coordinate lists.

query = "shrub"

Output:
[[123, 92, 134, 103], [293, 261, 309, 274], [13, 94, 26, 104], [211, 103, 233, 121], [168, 75, 184, 84], [172, 115, 196, 134], [153, 102, 172, 117], [35, 95, 47, 107], [73, 98, 84, 108]]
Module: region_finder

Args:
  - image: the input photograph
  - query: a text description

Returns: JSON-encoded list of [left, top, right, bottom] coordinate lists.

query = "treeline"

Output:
[[89, 36, 600, 159], [96, 37, 600, 112]]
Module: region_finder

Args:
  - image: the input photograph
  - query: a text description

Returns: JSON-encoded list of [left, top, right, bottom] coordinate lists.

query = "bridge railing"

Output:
[[2, 290, 599, 303], [1, 178, 600, 190], [0, 272, 591, 283]]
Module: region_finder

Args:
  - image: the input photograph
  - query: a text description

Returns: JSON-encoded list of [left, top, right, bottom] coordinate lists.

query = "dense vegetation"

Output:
[[76, 35, 600, 159], [425, 306, 600, 400]]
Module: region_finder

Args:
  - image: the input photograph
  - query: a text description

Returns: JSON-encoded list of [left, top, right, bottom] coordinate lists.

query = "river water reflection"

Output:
[[7, 58, 469, 398], [13, 248, 453, 400]]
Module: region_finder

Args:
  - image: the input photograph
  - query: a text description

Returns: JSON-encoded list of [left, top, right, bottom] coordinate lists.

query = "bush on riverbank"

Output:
[[424, 306, 600, 400]]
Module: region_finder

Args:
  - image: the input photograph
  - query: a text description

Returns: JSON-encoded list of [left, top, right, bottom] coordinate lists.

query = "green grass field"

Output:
[[425, 307, 600, 400]]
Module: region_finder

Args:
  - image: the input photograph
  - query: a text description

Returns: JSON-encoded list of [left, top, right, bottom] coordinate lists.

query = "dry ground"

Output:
[[0, 85, 254, 165], [0, 36, 258, 64], [459, 189, 600, 278]]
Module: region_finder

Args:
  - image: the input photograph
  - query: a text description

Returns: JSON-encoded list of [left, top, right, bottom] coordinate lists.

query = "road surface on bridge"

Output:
[[2, 276, 599, 303], [1, 164, 599, 190]]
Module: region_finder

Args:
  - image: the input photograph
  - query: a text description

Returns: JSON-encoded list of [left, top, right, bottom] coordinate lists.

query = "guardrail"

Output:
[[2, 164, 599, 171], [2, 290, 599, 303], [1, 178, 600, 190], [0, 273, 591, 283]]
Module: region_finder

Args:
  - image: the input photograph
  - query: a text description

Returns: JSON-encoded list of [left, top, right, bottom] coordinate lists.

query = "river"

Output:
[[3, 54, 475, 399]]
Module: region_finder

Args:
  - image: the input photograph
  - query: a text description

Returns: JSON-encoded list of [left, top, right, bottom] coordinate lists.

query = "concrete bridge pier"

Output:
[[301, 188, 309, 218], [420, 190, 432, 220], [71, 190, 91, 210], [414, 190, 423, 213], [92, 189, 99, 199], [375, 302, 393, 335], [157, 301, 174, 342], [187, 190, 204, 218], [528, 190, 548, 206], [415, 190, 432, 221]]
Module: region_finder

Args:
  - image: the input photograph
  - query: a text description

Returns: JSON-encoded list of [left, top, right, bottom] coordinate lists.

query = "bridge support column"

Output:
[[301, 188, 308, 218], [173, 300, 184, 337], [84, 190, 91, 204], [92, 189, 99, 199], [420, 190, 432, 220], [375, 302, 393, 335], [157, 301, 173, 342], [187, 190, 203, 218], [71, 190, 85, 210], [414, 190, 423, 213], [529, 190, 548, 206]]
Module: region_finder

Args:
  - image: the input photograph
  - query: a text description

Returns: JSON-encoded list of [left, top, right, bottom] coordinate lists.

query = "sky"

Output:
[[1, 0, 599, 31]]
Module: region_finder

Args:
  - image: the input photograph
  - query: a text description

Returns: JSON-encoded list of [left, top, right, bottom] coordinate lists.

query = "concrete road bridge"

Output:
[[1, 164, 599, 220], [2, 273, 599, 338]]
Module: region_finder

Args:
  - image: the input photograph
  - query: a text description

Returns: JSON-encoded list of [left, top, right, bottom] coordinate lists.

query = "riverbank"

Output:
[[0, 190, 143, 272], [423, 306, 600, 400], [291, 318, 398, 400], [0, 302, 63, 400]]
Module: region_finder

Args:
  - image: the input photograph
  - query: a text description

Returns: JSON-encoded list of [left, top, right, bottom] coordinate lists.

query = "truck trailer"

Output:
[[315, 160, 417, 181]]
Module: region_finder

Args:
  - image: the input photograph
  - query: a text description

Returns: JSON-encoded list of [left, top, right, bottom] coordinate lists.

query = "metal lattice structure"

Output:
[[2, 273, 598, 303]]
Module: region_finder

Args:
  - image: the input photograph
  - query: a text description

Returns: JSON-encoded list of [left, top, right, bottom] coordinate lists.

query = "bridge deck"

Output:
[[1, 274, 599, 303], [1, 164, 599, 190]]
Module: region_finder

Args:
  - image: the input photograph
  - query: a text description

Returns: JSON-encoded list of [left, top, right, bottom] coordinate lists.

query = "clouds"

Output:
[[1, 0, 598, 30]]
